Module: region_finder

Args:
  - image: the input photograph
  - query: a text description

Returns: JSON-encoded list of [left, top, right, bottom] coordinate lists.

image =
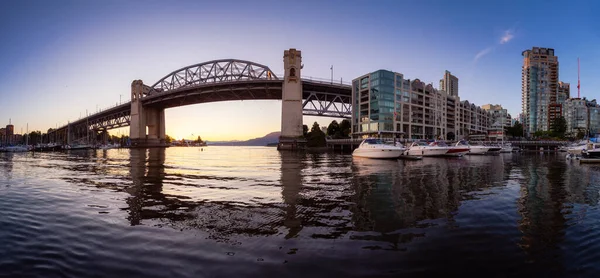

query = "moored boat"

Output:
[[500, 143, 513, 153], [456, 141, 500, 155], [406, 141, 449, 157], [581, 143, 600, 159], [1, 145, 29, 152], [352, 138, 406, 159], [429, 141, 469, 157]]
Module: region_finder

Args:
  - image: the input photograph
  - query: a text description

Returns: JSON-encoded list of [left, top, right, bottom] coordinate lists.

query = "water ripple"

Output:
[[1, 149, 600, 276]]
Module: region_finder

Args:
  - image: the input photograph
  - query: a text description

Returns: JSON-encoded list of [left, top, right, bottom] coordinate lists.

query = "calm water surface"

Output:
[[1, 147, 600, 277]]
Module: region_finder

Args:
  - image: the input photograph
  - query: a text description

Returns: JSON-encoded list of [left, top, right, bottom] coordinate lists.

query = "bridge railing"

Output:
[[276, 73, 351, 86]]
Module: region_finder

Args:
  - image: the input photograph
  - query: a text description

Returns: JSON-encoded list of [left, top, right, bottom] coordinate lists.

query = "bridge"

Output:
[[50, 49, 351, 149]]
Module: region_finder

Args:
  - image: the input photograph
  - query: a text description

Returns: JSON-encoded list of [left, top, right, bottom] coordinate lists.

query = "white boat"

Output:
[[352, 138, 406, 159], [2, 145, 29, 152], [406, 141, 449, 157], [566, 141, 588, 155], [68, 144, 92, 150], [456, 141, 501, 155], [98, 143, 119, 150], [429, 141, 469, 157], [500, 143, 513, 153]]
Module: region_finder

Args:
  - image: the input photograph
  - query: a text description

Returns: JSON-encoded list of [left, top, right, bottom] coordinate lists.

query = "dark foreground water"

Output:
[[1, 147, 600, 277]]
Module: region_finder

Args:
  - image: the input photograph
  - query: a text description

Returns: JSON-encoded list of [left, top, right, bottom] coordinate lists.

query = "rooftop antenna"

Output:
[[578, 57, 580, 98]]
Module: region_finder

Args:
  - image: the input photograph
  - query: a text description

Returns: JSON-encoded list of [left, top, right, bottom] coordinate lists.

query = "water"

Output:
[[1, 147, 599, 277]]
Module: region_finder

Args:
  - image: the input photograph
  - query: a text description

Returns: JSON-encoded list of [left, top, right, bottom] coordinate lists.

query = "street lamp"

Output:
[[330, 65, 333, 84]]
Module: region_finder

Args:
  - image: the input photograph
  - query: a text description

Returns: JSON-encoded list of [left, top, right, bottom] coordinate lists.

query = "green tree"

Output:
[[339, 119, 351, 138], [576, 129, 586, 140], [550, 116, 567, 138], [303, 125, 309, 137], [508, 121, 524, 138], [327, 120, 340, 137], [307, 121, 326, 147], [27, 131, 42, 145], [165, 135, 174, 144]]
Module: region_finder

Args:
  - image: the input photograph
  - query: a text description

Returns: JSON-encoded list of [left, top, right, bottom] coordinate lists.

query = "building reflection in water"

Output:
[[349, 156, 510, 247], [0, 153, 15, 181], [517, 155, 600, 271]]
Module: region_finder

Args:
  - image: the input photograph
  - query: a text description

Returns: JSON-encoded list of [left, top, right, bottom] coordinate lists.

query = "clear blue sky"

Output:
[[1, 0, 599, 140]]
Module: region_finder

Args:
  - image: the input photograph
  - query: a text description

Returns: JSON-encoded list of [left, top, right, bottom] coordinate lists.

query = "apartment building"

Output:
[[521, 47, 559, 134], [352, 69, 491, 140], [563, 98, 600, 136], [482, 104, 512, 140]]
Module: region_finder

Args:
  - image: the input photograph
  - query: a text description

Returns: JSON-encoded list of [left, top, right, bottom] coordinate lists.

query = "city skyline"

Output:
[[1, 0, 599, 140]]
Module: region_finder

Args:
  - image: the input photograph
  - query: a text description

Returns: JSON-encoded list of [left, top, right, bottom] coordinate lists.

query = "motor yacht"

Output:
[[500, 143, 513, 153], [406, 141, 449, 157], [582, 143, 600, 159], [1, 145, 29, 152], [566, 141, 588, 155], [352, 138, 406, 159], [456, 141, 501, 155], [429, 141, 469, 157]]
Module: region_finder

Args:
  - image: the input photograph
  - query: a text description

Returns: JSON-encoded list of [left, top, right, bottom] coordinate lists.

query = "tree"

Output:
[[165, 135, 174, 144], [576, 129, 586, 140], [550, 116, 567, 138], [303, 125, 309, 137], [339, 119, 351, 138], [310, 121, 321, 133], [27, 131, 42, 145], [508, 121, 524, 138], [327, 120, 340, 137], [307, 121, 326, 147]]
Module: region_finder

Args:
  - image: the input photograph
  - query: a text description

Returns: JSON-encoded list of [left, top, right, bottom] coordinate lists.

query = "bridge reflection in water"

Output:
[[118, 150, 518, 242]]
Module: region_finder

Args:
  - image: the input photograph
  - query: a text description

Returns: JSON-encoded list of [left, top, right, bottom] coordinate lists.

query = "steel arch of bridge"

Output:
[[149, 59, 278, 95], [302, 90, 351, 118]]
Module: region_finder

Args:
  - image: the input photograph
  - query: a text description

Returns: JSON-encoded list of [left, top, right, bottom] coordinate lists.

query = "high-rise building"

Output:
[[5, 122, 14, 145], [521, 47, 559, 135], [440, 70, 459, 138], [439, 70, 459, 97], [557, 81, 570, 107]]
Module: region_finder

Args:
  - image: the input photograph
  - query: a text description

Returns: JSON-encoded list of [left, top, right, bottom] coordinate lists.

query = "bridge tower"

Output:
[[278, 48, 306, 150], [129, 80, 167, 147]]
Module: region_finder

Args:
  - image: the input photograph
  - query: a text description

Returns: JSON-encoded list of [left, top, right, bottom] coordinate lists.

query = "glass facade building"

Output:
[[352, 69, 492, 140]]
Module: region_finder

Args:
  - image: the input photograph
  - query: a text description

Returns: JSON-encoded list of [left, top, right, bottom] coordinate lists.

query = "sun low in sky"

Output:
[[1, 0, 599, 141]]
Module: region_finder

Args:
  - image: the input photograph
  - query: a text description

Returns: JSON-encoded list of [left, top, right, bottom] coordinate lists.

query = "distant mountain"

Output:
[[207, 132, 281, 146]]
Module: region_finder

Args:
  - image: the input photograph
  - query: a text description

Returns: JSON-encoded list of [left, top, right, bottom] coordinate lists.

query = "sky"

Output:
[[1, 0, 599, 141]]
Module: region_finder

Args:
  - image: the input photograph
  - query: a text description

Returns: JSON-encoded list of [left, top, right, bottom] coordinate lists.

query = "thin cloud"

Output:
[[474, 47, 493, 62], [500, 30, 514, 44], [474, 27, 515, 63]]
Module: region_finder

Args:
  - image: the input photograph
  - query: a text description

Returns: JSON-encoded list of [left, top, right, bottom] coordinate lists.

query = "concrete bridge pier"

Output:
[[129, 80, 167, 148], [278, 48, 306, 151]]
